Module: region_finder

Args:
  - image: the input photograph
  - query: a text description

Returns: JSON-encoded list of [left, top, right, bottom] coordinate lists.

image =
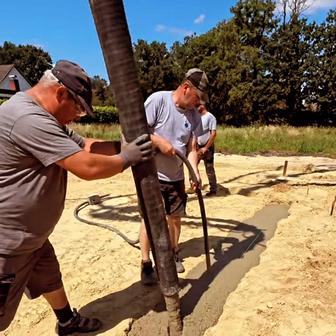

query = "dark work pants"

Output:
[[199, 144, 217, 192]]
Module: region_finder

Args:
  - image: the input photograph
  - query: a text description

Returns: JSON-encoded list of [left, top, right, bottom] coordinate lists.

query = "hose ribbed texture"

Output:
[[89, 0, 180, 301]]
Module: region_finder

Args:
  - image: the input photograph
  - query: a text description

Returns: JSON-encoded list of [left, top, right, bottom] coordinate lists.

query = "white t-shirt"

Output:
[[197, 111, 217, 146]]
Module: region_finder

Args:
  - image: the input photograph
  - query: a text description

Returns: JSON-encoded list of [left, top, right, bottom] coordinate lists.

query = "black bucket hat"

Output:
[[51, 60, 93, 116]]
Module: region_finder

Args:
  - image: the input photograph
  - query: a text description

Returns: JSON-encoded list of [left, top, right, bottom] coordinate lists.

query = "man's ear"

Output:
[[55, 85, 68, 103], [182, 82, 189, 95]]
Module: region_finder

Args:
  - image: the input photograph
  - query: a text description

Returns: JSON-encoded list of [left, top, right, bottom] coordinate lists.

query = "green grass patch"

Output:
[[70, 123, 121, 141], [216, 126, 336, 157], [70, 124, 336, 158]]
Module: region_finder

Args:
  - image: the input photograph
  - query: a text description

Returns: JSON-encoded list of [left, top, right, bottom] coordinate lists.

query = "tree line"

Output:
[[1, 0, 335, 126]]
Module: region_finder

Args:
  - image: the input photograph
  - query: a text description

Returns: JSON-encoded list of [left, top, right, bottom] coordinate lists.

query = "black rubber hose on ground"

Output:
[[73, 196, 140, 248], [73, 150, 210, 269]]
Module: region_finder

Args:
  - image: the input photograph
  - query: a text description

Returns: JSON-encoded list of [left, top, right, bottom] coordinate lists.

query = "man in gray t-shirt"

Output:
[[0, 60, 152, 335], [196, 104, 217, 196], [140, 68, 209, 285]]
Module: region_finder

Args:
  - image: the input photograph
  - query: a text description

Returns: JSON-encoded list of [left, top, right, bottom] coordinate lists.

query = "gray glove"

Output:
[[119, 134, 152, 170]]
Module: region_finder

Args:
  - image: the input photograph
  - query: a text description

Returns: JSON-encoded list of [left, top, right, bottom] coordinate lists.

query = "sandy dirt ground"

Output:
[[4, 154, 336, 336]]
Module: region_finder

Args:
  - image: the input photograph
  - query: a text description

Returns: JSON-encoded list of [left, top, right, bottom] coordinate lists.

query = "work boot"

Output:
[[141, 260, 157, 285], [174, 251, 185, 273], [55, 308, 102, 336], [205, 191, 216, 197]]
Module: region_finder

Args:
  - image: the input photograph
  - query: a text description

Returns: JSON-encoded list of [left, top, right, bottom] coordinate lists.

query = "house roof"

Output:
[[0, 64, 15, 83]]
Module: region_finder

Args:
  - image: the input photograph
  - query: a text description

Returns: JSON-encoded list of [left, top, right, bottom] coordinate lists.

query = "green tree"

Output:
[[0, 41, 52, 85], [91, 75, 110, 106], [267, 16, 316, 125], [133, 40, 178, 99], [229, 0, 278, 124], [304, 10, 336, 125], [171, 22, 244, 124], [170, 0, 278, 126]]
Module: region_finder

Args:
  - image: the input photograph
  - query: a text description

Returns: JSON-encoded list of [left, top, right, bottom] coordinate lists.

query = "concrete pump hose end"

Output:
[[165, 294, 183, 336]]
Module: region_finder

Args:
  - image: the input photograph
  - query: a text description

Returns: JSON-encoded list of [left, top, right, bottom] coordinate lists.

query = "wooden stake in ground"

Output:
[[282, 160, 288, 176], [330, 196, 336, 216]]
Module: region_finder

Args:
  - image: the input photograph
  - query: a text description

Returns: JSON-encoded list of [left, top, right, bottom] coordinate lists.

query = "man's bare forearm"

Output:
[[84, 138, 121, 155]]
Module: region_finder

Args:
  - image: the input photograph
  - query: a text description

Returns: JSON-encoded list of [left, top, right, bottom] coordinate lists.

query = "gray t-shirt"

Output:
[[0, 92, 84, 255], [197, 112, 217, 146], [145, 91, 202, 181]]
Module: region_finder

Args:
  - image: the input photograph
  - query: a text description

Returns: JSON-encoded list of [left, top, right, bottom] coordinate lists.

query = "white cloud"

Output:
[[194, 14, 205, 24], [155, 24, 193, 37], [275, 0, 335, 15], [306, 0, 336, 13], [155, 24, 166, 32]]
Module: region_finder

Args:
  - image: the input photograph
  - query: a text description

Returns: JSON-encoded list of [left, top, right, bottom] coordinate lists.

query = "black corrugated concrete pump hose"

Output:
[[89, 0, 182, 334]]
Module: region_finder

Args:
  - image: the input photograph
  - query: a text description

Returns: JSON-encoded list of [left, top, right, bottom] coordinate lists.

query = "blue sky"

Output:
[[1, 0, 335, 80]]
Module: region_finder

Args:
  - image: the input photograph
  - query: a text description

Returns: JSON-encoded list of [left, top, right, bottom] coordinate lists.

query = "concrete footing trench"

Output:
[[127, 204, 289, 336]]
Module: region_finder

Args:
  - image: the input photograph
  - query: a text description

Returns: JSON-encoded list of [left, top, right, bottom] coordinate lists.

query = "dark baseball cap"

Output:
[[51, 60, 93, 116], [185, 68, 209, 103]]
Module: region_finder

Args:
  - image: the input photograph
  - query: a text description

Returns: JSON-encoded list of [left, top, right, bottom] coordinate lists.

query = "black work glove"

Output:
[[119, 134, 152, 170]]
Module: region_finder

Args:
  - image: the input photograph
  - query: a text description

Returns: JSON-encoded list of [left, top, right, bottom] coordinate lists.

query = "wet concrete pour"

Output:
[[128, 204, 289, 336]]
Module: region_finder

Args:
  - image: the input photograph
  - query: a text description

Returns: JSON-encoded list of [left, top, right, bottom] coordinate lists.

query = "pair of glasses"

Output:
[[58, 82, 87, 117], [68, 90, 87, 117], [73, 99, 86, 117], [187, 82, 201, 100]]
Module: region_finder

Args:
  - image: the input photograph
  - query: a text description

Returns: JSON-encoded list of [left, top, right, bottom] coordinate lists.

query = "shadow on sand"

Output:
[[78, 214, 270, 335]]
